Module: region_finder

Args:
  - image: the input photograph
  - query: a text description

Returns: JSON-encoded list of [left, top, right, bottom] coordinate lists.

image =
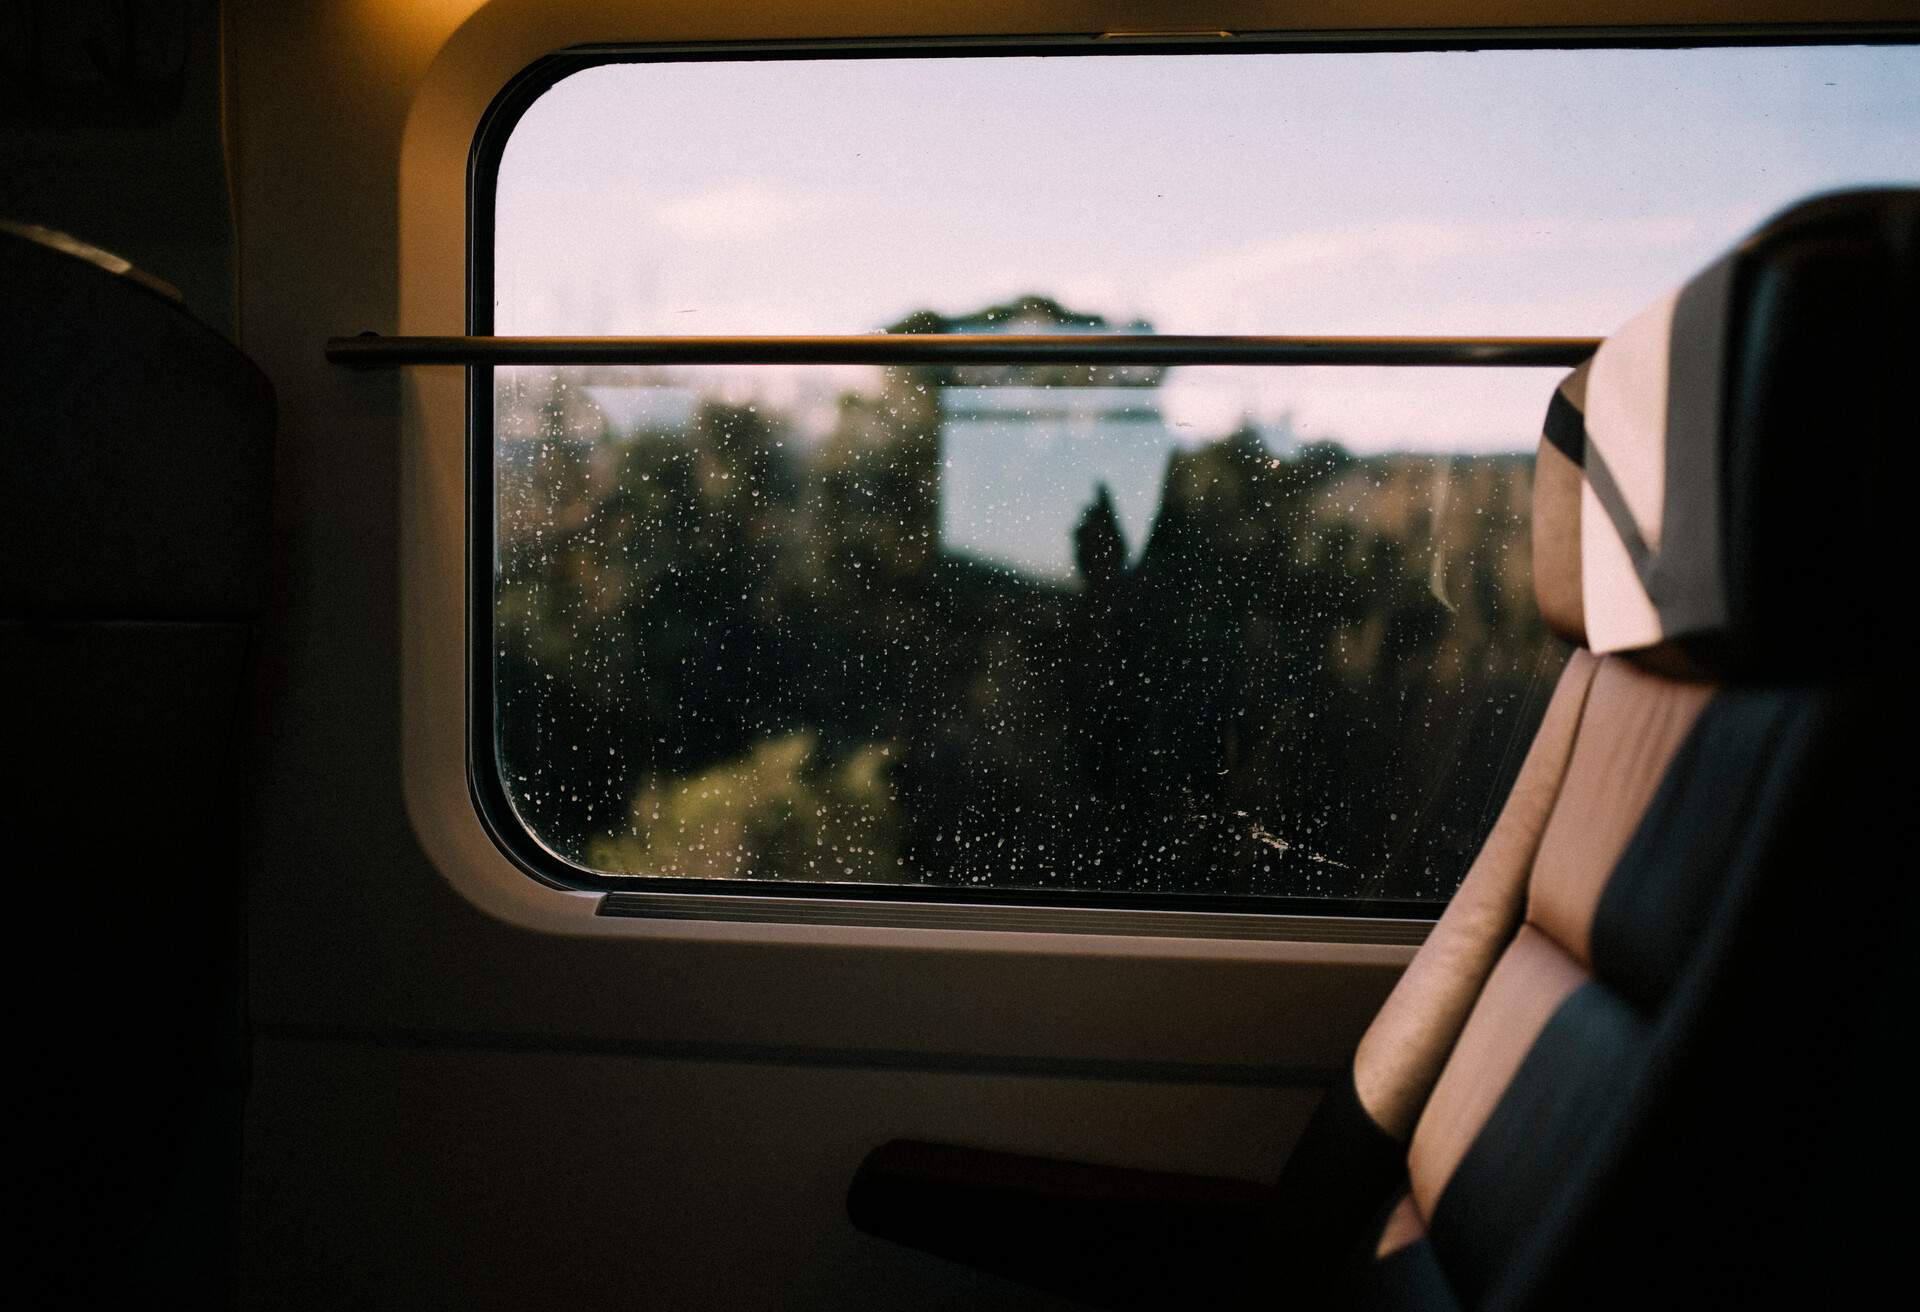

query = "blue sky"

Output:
[[495, 44, 1919, 450]]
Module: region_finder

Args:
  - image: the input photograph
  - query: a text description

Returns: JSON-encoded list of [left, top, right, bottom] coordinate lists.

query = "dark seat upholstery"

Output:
[[1, 222, 274, 1304], [849, 189, 1915, 1308]]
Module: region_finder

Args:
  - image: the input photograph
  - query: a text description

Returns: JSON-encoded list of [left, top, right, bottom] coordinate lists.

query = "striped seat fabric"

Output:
[[1298, 189, 1915, 1309]]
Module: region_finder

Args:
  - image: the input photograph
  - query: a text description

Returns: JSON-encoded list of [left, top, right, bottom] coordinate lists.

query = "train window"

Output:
[[477, 42, 1918, 911]]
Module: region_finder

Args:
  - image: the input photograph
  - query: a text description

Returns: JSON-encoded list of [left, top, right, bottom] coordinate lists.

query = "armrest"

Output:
[[847, 1140, 1272, 1309]]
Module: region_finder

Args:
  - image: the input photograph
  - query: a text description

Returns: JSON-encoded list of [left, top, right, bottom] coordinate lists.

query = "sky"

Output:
[[494, 44, 1919, 452]]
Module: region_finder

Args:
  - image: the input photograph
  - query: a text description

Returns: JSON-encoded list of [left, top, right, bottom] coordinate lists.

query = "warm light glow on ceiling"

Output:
[[350, 0, 492, 63]]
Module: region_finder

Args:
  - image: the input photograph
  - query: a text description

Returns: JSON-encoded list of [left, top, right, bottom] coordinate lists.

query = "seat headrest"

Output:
[[1532, 188, 1918, 679], [0, 223, 273, 620]]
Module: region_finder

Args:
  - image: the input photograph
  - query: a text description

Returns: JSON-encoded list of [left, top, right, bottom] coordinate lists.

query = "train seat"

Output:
[[848, 188, 1915, 1309], [1, 221, 275, 1303]]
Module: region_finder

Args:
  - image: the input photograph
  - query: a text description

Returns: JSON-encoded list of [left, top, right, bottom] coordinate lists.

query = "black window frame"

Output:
[[465, 25, 1914, 917]]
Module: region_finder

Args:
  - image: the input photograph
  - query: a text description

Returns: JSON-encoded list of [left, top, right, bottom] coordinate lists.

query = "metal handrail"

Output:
[[325, 332, 1601, 369]]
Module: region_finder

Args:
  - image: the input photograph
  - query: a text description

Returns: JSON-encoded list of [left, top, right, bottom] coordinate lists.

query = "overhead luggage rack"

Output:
[[325, 332, 1603, 369]]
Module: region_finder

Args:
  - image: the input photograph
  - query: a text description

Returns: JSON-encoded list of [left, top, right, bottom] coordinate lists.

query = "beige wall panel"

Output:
[[244, 1038, 1316, 1310]]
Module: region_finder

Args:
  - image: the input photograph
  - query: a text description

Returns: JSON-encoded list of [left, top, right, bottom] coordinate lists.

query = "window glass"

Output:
[[487, 45, 1920, 904]]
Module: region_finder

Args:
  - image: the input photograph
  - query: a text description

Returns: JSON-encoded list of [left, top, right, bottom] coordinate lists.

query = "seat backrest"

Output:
[[1269, 189, 1915, 1310], [1, 221, 274, 1303]]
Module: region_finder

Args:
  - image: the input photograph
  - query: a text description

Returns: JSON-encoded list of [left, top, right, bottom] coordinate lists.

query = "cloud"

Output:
[[1142, 208, 1768, 451], [648, 180, 844, 241], [1147, 207, 1764, 335]]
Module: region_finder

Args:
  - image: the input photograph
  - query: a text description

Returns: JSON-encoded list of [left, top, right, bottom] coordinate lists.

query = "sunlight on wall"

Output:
[[349, 0, 492, 67]]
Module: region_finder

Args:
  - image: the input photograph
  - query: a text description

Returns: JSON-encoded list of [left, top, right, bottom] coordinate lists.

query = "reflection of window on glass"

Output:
[[494, 297, 1565, 903]]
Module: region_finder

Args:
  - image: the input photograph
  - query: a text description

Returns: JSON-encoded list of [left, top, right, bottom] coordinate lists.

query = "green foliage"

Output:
[[588, 732, 907, 883], [493, 326, 1562, 903]]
